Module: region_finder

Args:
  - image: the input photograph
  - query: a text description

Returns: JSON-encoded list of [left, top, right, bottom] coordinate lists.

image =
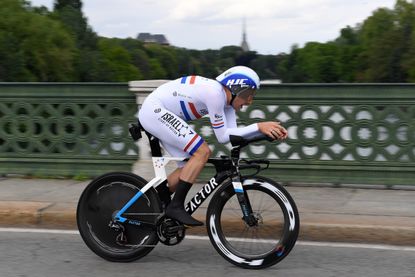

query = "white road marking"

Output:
[[1, 227, 414, 252], [0, 227, 79, 235], [295, 241, 415, 252]]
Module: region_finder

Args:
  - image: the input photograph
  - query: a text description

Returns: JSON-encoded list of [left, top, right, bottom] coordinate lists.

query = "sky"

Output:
[[29, 0, 397, 55]]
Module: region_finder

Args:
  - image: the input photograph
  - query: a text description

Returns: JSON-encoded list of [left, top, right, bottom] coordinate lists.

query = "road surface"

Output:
[[0, 228, 414, 277]]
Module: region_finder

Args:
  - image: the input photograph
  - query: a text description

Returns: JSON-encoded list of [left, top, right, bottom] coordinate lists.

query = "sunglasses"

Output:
[[237, 88, 257, 99]]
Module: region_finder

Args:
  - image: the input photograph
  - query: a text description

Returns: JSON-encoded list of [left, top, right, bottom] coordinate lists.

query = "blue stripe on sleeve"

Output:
[[212, 125, 224, 129], [181, 77, 187, 84], [180, 101, 192, 120], [189, 138, 204, 155]]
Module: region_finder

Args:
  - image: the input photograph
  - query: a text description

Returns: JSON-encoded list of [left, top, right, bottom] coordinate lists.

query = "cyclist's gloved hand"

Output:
[[258, 121, 288, 141]]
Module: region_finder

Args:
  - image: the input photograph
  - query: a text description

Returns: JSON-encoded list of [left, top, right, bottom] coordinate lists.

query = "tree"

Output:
[[278, 45, 307, 82], [52, 0, 100, 81], [145, 44, 178, 79], [358, 8, 399, 81], [250, 55, 280, 79], [97, 38, 142, 81], [276, 0, 415, 83], [53, 0, 97, 49], [0, 0, 76, 81], [395, 0, 415, 81]]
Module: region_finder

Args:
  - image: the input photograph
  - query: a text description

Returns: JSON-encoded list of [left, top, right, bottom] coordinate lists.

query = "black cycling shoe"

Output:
[[165, 179, 203, 226], [165, 204, 203, 226]]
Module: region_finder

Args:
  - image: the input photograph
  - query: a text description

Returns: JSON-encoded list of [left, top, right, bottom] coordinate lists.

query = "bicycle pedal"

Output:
[[166, 225, 185, 234]]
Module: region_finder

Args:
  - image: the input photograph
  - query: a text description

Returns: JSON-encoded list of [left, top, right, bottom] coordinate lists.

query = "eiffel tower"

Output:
[[241, 18, 250, 52]]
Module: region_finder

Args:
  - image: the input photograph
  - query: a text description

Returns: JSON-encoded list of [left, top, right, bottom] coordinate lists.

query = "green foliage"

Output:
[[98, 38, 142, 81], [0, 0, 280, 82], [52, 0, 100, 81], [0, 0, 76, 81], [53, 0, 97, 49], [3, 0, 415, 83], [279, 0, 415, 83]]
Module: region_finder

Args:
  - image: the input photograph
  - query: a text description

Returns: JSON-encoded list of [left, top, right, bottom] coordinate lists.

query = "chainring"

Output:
[[157, 217, 186, 246]]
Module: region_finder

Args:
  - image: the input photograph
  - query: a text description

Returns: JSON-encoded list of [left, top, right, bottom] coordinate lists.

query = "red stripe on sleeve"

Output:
[[188, 102, 202, 119], [184, 134, 199, 152], [189, 75, 196, 84]]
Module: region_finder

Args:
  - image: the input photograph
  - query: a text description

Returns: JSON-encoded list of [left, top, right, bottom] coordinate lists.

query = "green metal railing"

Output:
[[0, 83, 137, 177], [1, 82, 414, 185], [193, 84, 415, 186]]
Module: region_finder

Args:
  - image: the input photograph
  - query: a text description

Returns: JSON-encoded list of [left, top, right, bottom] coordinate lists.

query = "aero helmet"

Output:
[[216, 66, 260, 97]]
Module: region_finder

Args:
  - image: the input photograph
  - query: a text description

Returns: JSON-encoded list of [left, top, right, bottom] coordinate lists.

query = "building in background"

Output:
[[137, 33, 170, 45]]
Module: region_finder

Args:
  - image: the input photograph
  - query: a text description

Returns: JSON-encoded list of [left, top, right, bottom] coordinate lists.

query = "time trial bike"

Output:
[[76, 122, 299, 269]]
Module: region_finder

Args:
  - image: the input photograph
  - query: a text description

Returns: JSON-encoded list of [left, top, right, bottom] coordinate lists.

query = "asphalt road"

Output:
[[1, 229, 414, 277]]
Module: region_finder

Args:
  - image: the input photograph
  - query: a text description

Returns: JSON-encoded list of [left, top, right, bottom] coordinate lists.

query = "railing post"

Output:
[[129, 80, 169, 179]]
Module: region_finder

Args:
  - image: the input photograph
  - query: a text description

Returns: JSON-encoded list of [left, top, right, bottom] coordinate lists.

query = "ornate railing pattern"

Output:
[[0, 83, 137, 177], [189, 84, 415, 186], [1, 82, 414, 186]]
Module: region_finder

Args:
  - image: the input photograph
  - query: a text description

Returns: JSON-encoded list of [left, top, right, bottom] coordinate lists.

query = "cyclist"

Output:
[[138, 66, 288, 226]]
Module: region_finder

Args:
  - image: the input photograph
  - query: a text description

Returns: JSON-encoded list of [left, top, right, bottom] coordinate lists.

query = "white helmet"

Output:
[[216, 66, 260, 97]]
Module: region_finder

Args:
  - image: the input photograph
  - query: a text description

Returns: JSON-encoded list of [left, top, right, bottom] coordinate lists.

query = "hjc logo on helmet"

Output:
[[226, 79, 249, 87]]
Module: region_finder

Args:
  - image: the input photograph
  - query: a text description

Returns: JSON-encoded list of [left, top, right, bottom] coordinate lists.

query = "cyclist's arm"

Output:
[[224, 106, 263, 139], [207, 95, 258, 144]]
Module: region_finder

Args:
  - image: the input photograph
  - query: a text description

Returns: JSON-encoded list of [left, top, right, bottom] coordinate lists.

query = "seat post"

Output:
[[144, 131, 162, 157], [138, 120, 162, 157], [133, 120, 163, 157]]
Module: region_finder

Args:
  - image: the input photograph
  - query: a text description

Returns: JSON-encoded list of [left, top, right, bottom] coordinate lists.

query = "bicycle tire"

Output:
[[76, 172, 162, 262], [206, 176, 299, 269]]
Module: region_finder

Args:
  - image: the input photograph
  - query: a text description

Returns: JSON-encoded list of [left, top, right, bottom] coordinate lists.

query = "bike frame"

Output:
[[114, 156, 235, 224], [114, 124, 261, 226]]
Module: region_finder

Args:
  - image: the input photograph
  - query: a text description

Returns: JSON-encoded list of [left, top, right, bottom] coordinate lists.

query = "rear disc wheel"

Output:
[[77, 172, 162, 262]]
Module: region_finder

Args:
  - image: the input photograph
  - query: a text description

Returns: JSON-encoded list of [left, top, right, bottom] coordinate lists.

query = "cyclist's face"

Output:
[[238, 88, 257, 99], [233, 93, 254, 111]]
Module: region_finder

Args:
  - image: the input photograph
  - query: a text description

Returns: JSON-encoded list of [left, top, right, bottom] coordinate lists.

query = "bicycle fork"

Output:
[[232, 176, 257, 227]]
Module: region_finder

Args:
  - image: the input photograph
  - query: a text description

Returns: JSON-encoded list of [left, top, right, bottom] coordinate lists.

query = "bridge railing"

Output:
[[132, 82, 415, 186], [1, 82, 414, 186], [0, 83, 138, 178]]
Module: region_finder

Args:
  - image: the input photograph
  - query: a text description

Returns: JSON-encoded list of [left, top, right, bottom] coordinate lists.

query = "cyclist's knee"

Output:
[[192, 142, 211, 162]]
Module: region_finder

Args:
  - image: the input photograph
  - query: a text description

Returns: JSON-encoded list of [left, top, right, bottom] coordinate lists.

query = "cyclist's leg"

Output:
[[139, 100, 209, 225], [163, 143, 210, 226], [163, 143, 211, 191], [180, 142, 210, 183], [159, 140, 210, 226], [166, 168, 181, 192]]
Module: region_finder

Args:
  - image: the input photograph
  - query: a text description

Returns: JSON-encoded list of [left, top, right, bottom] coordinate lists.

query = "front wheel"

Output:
[[206, 176, 299, 269]]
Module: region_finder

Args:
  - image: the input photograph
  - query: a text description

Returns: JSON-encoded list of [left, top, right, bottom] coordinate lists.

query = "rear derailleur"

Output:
[[108, 220, 128, 245]]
